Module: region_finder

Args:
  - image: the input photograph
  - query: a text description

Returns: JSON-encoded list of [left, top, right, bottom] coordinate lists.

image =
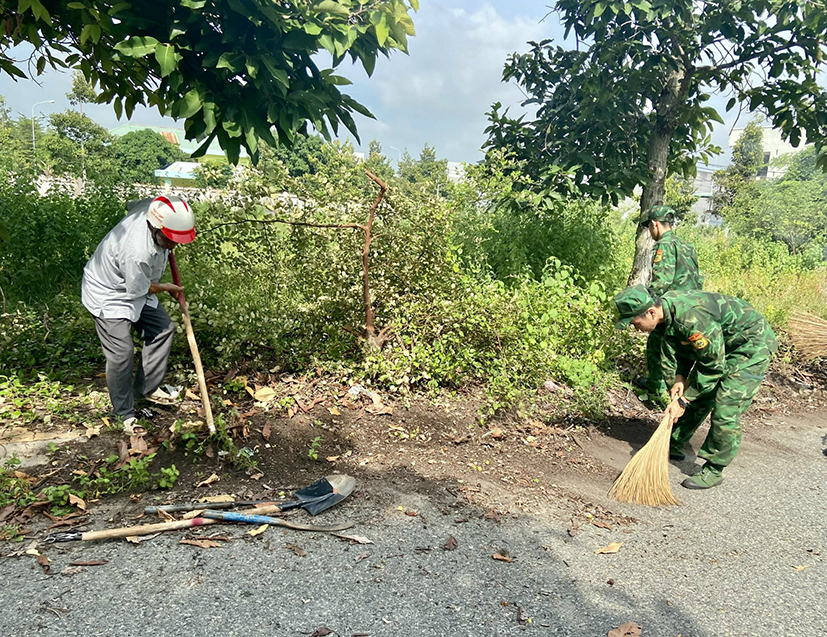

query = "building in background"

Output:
[[729, 125, 806, 179]]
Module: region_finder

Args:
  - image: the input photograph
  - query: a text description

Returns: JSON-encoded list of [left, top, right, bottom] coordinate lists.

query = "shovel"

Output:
[[144, 474, 355, 516], [45, 475, 355, 543]]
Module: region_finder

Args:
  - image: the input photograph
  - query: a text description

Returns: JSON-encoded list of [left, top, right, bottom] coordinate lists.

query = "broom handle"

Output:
[[168, 253, 215, 434]]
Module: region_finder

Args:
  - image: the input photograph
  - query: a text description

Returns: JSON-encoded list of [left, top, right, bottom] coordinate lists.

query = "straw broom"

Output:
[[609, 414, 679, 506], [787, 312, 827, 360]]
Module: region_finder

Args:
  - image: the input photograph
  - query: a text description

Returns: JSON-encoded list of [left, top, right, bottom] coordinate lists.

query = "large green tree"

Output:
[[1, 0, 418, 163], [484, 0, 827, 284], [712, 119, 764, 214], [112, 128, 189, 185], [43, 110, 116, 181]]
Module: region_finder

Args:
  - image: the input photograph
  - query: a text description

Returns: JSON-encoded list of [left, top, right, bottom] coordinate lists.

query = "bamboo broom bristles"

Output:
[[608, 414, 679, 506], [787, 312, 827, 360]]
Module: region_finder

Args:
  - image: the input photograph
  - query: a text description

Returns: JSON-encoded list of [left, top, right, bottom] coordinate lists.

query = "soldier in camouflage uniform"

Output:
[[614, 285, 777, 489], [640, 205, 704, 398]]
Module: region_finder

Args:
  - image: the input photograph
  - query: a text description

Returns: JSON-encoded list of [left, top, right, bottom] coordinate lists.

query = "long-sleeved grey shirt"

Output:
[[81, 199, 169, 322]]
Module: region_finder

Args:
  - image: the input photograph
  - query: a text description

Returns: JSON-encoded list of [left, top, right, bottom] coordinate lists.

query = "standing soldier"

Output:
[[639, 205, 704, 401], [613, 285, 778, 489]]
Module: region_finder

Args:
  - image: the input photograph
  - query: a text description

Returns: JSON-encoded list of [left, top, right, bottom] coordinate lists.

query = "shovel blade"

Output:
[[295, 474, 355, 516]]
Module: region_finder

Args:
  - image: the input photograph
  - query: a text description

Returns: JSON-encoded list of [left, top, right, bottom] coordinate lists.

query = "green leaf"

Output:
[[304, 23, 323, 36], [155, 43, 179, 77], [67, 2, 85, 8], [181, 0, 207, 8], [176, 89, 202, 119], [216, 52, 244, 72], [373, 13, 389, 46], [410, 0, 419, 10], [313, 1, 350, 17], [114, 35, 159, 58]]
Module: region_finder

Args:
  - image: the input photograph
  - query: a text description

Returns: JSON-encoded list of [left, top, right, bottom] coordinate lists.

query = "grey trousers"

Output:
[[93, 304, 176, 419]]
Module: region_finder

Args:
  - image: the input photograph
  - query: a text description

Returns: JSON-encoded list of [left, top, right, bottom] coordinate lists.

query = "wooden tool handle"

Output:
[[80, 504, 285, 541], [168, 252, 215, 434]]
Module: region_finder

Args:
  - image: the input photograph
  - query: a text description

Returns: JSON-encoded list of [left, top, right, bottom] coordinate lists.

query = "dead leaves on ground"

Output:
[[493, 552, 515, 563], [608, 622, 642, 637], [195, 473, 220, 488], [595, 542, 623, 555], [179, 538, 224, 549]]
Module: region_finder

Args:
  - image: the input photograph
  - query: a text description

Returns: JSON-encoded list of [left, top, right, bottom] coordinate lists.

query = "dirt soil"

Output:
[[3, 359, 825, 538]]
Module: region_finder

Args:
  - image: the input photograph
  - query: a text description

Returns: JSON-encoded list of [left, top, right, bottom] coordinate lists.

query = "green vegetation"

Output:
[[1, 0, 418, 162]]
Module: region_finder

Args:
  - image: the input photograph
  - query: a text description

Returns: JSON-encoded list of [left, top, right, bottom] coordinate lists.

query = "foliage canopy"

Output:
[[2, 0, 418, 163]]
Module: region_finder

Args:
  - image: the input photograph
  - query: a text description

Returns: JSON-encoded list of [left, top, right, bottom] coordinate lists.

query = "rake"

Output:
[[609, 414, 679, 506]]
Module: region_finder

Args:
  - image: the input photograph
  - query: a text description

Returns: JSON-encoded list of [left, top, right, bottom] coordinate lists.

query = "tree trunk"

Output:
[[628, 127, 671, 286], [627, 60, 691, 286]]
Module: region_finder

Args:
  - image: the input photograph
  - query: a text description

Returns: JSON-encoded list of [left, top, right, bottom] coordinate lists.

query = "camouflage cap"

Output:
[[613, 284, 654, 329], [641, 204, 676, 227]]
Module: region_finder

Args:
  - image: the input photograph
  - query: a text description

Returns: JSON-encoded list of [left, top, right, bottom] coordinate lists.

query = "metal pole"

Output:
[[30, 99, 55, 154]]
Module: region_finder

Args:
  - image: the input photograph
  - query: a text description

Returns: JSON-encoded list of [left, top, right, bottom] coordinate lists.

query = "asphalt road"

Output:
[[2, 413, 825, 637]]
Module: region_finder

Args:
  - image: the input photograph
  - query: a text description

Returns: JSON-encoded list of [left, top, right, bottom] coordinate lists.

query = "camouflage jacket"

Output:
[[650, 230, 704, 296], [660, 290, 778, 402]]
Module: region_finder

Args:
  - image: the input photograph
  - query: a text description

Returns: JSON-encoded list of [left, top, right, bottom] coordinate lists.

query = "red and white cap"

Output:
[[147, 195, 196, 244]]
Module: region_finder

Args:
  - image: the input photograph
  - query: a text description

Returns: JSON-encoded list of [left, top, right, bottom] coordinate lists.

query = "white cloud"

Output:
[[343, 2, 560, 162]]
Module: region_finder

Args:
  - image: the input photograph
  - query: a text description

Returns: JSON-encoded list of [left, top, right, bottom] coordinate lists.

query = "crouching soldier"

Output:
[[614, 285, 777, 489]]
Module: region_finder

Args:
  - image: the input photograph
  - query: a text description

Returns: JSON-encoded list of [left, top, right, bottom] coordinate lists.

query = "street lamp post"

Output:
[[31, 99, 55, 154]]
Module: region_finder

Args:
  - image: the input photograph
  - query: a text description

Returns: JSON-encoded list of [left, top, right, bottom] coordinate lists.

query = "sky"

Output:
[[1, 1, 744, 167]]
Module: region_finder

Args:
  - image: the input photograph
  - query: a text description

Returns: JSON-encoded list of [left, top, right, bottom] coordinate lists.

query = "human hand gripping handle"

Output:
[[670, 374, 686, 401]]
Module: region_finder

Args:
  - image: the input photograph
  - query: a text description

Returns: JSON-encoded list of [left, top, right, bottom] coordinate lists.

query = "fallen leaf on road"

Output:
[[68, 560, 108, 566], [333, 533, 373, 545], [68, 494, 86, 511], [61, 566, 83, 577], [354, 552, 370, 563], [443, 536, 458, 551], [186, 388, 200, 401], [261, 423, 272, 442], [0, 504, 16, 523], [179, 538, 223, 549], [129, 494, 142, 503], [328, 406, 341, 416], [183, 509, 205, 520], [404, 510, 418, 517], [286, 543, 307, 557], [309, 628, 334, 637], [595, 542, 623, 555], [126, 533, 160, 544], [326, 455, 339, 462], [250, 472, 264, 480], [593, 520, 613, 531], [247, 524, 268, 537], [37, 554, 50, 574], [567, 520, 580, 537], [794, 565, 809, 571], [195, 473, 220, 488], [85, 425, 101, 439], [518, 606, 529, 625], [493, 553, 515, 563], [608, 621, 642, 637]]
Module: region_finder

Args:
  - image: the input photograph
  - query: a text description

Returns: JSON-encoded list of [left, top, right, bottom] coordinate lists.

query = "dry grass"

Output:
[[787, 312, 827, 360], [609, 414, 679, 506]]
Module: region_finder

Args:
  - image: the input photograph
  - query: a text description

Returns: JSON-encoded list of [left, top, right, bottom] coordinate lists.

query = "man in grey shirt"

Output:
[[82, 195, 196, 433]]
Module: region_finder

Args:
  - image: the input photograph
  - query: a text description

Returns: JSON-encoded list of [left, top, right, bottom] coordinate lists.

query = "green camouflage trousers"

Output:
[[671, 346, 774, 468], [646, 324, 667, 394]]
